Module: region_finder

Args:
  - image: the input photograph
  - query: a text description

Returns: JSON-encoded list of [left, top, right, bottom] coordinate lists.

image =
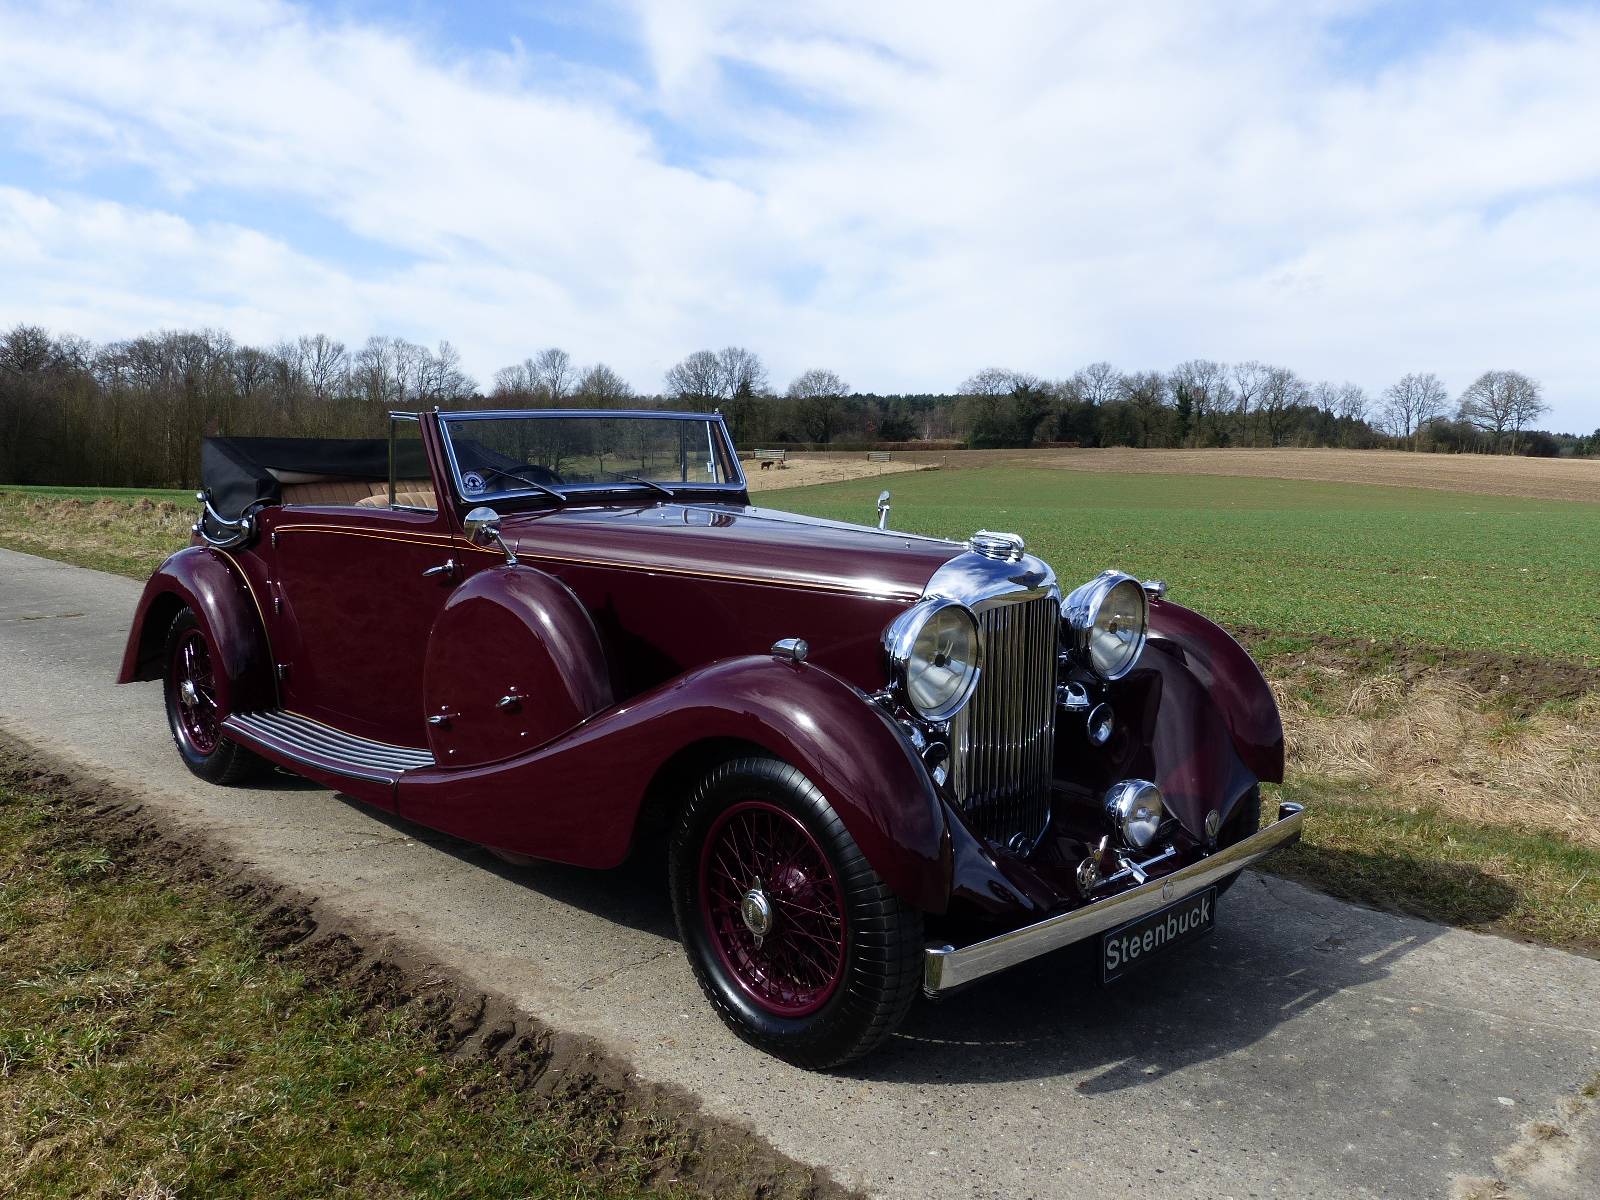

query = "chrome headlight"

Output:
[[1105, 779, 1165, 849], [1062, 570, 1148, 681], [884, 598, 982, 722]]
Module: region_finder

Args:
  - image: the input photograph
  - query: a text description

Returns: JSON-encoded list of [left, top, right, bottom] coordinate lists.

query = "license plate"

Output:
[[1101, 887, 1216, 984]]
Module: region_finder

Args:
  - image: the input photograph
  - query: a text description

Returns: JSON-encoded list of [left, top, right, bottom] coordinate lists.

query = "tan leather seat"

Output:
[[279, 479, 435, 508], [356, 487, 437, 509], [279, 480, 385, 506]]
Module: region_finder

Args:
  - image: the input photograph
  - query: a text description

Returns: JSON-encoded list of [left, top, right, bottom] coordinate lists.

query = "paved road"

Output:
[[2, 546, 1596, 1199]]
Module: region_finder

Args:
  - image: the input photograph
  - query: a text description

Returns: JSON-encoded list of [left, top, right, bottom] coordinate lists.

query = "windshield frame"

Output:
[[436, 408, 747, 508]]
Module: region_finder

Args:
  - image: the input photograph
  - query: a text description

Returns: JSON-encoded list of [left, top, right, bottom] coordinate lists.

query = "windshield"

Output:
[[439, 412, 741, 503]]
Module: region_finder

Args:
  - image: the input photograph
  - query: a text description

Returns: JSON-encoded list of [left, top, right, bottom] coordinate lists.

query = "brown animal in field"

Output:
[[760, 459, 774, 470]]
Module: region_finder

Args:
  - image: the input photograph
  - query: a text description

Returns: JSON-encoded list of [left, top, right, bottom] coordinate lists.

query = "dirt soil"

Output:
[[823, 446, 1600, 503], [742, 455, 926, 492], [0, 734, 855, 1200]]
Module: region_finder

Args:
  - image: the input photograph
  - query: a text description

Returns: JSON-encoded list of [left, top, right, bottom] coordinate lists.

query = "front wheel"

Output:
[[669, 757, 924, 1069], [1213, 786, 1263, 898], [163, 608, 265, 785]]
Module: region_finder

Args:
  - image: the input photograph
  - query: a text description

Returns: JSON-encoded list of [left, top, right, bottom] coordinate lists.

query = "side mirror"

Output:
[[876, 490, 892, 531], [464, 505, 517, 566]]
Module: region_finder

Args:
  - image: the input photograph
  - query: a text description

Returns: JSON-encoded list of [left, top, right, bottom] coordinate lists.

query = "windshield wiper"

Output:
[[613, 474, 675, 498], [472, 464, 568, 504]]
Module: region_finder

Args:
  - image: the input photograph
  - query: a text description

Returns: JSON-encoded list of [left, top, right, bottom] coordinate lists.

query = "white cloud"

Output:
[[0, 0, 1597, 428]]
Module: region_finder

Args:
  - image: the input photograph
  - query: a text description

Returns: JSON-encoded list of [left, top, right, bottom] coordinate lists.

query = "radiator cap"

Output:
[[968, 530, 1026, 562]]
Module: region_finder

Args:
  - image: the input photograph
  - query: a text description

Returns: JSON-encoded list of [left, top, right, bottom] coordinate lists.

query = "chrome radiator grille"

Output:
[[948, 593, 1059, 846]]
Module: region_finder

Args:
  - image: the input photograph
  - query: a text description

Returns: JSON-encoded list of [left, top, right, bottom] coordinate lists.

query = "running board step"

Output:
[[224, 710, 434, 783]]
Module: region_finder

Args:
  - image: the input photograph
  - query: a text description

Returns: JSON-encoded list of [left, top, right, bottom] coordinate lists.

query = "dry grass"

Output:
[[0, 493, 192, 578], [817, 446, 1600, 503], [1273, 662, 1600, 848]]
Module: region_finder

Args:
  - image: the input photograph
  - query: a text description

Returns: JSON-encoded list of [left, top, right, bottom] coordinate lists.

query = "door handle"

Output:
[[422, 558, 457, 580]]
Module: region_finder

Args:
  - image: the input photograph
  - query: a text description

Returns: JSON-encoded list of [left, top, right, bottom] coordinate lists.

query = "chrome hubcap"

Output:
[[740, 884, 774, 938], [179, 679, 199, 707]]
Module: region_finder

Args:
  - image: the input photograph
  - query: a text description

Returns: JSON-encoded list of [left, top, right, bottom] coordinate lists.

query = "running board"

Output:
[[224, 710, 435, 784]]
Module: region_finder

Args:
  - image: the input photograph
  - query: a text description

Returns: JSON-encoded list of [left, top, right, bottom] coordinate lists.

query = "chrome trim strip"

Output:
[[922, 802, 1305, 995]]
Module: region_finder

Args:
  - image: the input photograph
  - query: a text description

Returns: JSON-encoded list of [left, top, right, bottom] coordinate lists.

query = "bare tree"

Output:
[[1380, 373, 1448, 450], [1230, 361, 1271, 443], [1075, 361, 1121, 408], [575, 362, 634, 408], [787, 367, 850, 443], [1256, 366, 1305, 447], [716, 346, 768, 445], [1457, 371, 1542, 453], [664, 350, 723, 406], [717, 346, 767, 398], [1506, 373, 1547, 454], [1333, 382, 1369, 424], [417, 340, 474, 402], [1119, 370, 1169, 447], [1169, 359, 1230, 446], [296, 334, 348, 402], [531, 347, 573, 404]]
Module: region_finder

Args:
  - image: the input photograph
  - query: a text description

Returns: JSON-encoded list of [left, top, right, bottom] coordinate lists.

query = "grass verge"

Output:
[[0, 758, 841, 1199], [0, 490, 192, 578], [1263, 778, 1600, 953]]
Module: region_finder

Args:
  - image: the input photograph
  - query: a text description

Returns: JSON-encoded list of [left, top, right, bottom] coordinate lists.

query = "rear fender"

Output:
[[396, 655, 955, 913], [117, 546, 276, 714]]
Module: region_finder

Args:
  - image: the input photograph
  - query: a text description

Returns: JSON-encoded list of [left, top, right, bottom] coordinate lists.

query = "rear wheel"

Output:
[[163, 608, 265, 785], [669, 757, 923, 1069]]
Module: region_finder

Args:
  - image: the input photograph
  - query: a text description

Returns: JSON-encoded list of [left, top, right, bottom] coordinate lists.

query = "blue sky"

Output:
[[1, 0, 1597, 430]]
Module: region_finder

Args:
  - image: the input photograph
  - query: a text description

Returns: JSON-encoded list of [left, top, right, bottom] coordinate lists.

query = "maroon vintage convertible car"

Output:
[[119, 408, 1302, 1067]]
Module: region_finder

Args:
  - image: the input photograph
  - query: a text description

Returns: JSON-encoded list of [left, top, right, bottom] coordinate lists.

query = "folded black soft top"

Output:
[[201, 437, 431, 520]]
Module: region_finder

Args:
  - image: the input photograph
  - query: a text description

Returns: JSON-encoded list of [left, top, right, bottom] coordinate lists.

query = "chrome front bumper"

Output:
[[922, 801, 1305, 996]]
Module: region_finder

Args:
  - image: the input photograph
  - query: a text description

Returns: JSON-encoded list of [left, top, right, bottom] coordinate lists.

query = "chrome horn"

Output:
[[876, 489, 892, 530]]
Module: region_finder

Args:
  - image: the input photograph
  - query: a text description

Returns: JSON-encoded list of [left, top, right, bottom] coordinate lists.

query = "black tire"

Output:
[[1213, 785, 1263, 898], [162, 608, 266, 785], [669, 757, 923, 1069]]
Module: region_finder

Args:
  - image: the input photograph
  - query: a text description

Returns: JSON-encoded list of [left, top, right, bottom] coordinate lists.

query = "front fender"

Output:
[[116, 546, 276, 714], [396, 655, 955, 913], [1146, 597, 1285, 784]]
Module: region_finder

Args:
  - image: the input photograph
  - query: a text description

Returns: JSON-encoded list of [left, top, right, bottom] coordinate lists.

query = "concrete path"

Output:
[[2, 546, 1596, 1199]]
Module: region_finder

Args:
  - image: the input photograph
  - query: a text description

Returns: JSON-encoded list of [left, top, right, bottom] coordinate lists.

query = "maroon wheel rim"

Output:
[[169, 627, 222, 756], [698, 800, 848, 1018]]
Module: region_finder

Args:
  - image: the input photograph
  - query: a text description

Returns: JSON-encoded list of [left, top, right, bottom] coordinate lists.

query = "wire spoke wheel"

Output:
[[698, 799, 847, 1018], [168, 626, 221, 755], [671, 757, 924, 1067]]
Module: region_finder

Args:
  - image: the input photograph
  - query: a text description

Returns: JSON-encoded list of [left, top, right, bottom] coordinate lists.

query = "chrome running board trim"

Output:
[[224, 710, 434, 783], [922, 802, 1305, 996]]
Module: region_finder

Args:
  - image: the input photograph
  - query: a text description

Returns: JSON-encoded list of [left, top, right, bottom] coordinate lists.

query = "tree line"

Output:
[[1, 322, 1592, 490]]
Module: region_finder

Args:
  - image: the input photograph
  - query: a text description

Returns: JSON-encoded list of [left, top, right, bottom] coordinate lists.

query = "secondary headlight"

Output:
[[1105, 779, 1165, 849], [884, 598, 982, 722], [1062, 570, 1148, 681]]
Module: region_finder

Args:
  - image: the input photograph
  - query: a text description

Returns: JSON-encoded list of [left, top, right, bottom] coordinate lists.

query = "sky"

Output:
[[1, 0, 1597, 430]]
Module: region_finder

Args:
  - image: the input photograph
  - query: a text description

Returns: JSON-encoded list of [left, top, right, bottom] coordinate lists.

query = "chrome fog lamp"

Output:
[[1104, 779, 1165, 850], [1062, 570, 1148, 681], [883, 598, 982, 722]]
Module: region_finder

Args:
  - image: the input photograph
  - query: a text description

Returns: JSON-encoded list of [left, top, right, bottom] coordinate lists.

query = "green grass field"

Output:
[[768, 468, 1600, 663]]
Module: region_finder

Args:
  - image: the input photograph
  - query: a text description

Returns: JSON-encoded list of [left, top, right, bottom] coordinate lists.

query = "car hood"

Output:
[[494, 501, 963, 602]]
